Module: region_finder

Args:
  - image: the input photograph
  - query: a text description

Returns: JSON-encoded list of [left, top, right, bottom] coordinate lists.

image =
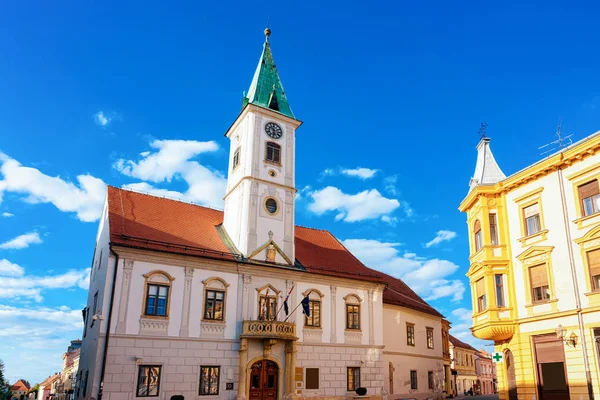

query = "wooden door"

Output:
[[249, 360, 278, 400], [534, 335, 569, 400], [506, 350, 518, 400]]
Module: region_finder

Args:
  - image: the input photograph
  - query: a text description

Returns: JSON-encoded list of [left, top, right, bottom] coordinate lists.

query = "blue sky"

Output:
[[1, 0, 600, 384]]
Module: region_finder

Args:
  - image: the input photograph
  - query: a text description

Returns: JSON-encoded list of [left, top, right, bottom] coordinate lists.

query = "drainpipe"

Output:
[[558, 167, 594, 400], [97, 246, 120, 400]]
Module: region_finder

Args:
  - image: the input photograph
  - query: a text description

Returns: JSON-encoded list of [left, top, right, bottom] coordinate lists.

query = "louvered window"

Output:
[[529, 264, 550, 302], [588, 249, 600, 291], [579, 180, 600, 216]]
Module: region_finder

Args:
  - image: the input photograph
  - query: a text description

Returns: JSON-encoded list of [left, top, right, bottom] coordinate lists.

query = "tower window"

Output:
[[265, 142, 281, 164], [474, 220, 482, 252], [232, 147, 240, 170], [265, 198, 278, 215], [489, 214, 498, 245]]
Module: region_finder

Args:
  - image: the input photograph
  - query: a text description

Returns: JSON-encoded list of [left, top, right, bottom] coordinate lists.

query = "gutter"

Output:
[[97, 245, 120, 400], [558, 167, 594, 400]]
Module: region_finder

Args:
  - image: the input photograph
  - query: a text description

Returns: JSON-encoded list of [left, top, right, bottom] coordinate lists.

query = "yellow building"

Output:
[[449, 335, 478, 395], [459, 132, 600, 400]]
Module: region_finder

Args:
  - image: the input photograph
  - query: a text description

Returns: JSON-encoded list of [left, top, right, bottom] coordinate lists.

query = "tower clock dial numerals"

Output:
[[265, 122, 283, 139]]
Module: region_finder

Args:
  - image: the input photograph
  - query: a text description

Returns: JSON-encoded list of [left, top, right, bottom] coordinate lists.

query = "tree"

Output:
[[0, 358, 8, 400]]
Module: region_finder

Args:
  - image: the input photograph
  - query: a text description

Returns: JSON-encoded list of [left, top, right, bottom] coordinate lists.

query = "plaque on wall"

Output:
[[226, 383, 234, 391]]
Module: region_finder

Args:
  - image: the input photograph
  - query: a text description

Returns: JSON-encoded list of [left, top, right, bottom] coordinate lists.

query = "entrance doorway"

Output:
[[534, 334, 569, 400], [249, 360, 278, 400], [506, 350, 517, 400]]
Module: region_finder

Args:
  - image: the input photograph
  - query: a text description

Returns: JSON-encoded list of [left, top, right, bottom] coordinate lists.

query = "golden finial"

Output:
[[264, 27, 271, 42]]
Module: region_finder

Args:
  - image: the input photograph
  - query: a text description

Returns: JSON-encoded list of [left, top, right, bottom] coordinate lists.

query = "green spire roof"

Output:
[[243, 30, 295, 119]]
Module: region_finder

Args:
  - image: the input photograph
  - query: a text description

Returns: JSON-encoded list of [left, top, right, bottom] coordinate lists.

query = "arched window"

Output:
[[474, 220, 482, 252], [344, 294, 362, 330], [303, 289, 324, 328], [265, 142, 281, 164], [143, 271, 175, 317], [232, 147, 241, 170], [202, 277, 230, 321]]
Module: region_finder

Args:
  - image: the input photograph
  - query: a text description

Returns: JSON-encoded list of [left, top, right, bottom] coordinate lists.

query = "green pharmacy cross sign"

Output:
[[492, 352, 503, 363]]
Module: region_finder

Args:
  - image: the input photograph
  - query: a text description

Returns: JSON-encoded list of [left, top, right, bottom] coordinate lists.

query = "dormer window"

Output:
[[265, 142, 281, 164], [474, 220, 483, 252]]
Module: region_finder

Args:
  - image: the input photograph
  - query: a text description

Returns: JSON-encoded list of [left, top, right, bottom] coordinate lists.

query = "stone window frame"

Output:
[[135, 364, 162, 398], [198, 365, 221, 396], [473, 219, 483, 252], [426, 327, 434, 349], [513, 187, 548, 246], [575, 225, 600, 305], [516, 246, 558, 314], [303, 289, 324, 328], [343, 294, 362, 331], [232, 147, 241, 171], [142, 270, 175, 319], [202, 277, 230, 323], [256, 284, 281, 321], [346, 367, 360, 392], [406, 322, 415, 346], [265, 141, 282, 165]]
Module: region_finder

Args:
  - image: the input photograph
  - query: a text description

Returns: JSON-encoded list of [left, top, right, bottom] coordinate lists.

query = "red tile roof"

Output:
[[10, 380, 30, 391], [106, 186, 443, 317], [38, 374, 60, 388], [449, 334, 477, 351]]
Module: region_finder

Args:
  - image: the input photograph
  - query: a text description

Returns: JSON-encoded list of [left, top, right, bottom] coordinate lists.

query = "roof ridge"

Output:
[[111, 186, 224, 212]]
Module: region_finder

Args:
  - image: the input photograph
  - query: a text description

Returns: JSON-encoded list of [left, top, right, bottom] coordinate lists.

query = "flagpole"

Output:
[[275, 285, 295, 320], [283, 290, 312, 322]]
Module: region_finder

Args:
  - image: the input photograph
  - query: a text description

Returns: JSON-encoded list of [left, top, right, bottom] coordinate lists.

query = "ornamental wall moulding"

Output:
[[256, 283, 281, 295], [139, 318, 169, 336], [576, 224, 600, 246], [516, 246, 554, 263], [302, 288, 324, 298], [202, 277, 231, 288], [343, 293, 363, 303], [143, 270, 176, 282]]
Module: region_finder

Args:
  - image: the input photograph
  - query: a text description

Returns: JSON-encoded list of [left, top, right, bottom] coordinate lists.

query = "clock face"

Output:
[[265, 122, 283, 139]]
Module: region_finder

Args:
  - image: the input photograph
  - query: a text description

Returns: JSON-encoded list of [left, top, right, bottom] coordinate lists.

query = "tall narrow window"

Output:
[[389, 363, 394, 394], [523, 203, 542, 236], [474, 220, 483, 252], [232, 147, 241, 170], [204, 290, 225, 321], [406, 323, 415, 346], [476, 278, 486, 312], [91, 292, 98, 327], [305, 299, 321, 327], [579, 180, 600, 216], [529, 264, 550, 302], [258, 296, 277, 321], [83, 307, 89, 337], [495, 274, 505, 307], [199, 366, 220, 395], [347, 367, 360, 391], [428, 371, 434, 389], [145, 284, 169, 316], [265, 142, 281, 164], [489, 214, 499, 245], [137, 366, 161, 397], [98, 249, 103, 269], [346, 304, 360, 330], [426, 327, 434, 349], [410, 370, 418, 390], [588, 249, 600, 291]]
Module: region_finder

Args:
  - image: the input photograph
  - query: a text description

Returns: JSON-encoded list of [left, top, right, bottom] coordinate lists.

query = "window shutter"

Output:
[[588, 249, 600, 277], [524, 203, 540, 218], [529, 264, 548, 288], [579, 180, 599, 199], [474, 220, 481, 232], [476, 278, 485, 296]]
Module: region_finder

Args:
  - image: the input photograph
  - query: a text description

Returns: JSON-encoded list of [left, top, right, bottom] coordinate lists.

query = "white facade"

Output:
[[382, 305, 443, 399]]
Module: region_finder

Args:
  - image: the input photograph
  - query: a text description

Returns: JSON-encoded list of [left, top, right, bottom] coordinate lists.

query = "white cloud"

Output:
[[341, 167, 378, 179], [425, 230, 457, 248], [343, 238, 465, 302], [0, 232, 43, 250], [449, 308, 490, 349], [383, 175, 398, 195], [2, 212, 13, 217], [114, 139, 226, 208], [94, 111, 113, 126], [0, 153, 106, 222], [0, 259, 24, 276], [0, 262, 90, 302], [308, 186, 400, 222], [0, 304, 84, 384]]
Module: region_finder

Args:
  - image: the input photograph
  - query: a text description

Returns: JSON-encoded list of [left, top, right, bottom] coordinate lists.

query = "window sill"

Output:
[[525, 298, 558, 308], [304, 325, 322, 330], [264, 160, 282, 167], [573, 212, 600, 229], [201, 319, 225, 324], [517, 229, 549, 247], [303, 327, 323, 343], [141, 314, 169, 320]]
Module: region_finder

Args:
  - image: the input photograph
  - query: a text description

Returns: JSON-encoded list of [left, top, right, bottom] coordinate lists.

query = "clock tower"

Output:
[[222, 29, 302, 264]]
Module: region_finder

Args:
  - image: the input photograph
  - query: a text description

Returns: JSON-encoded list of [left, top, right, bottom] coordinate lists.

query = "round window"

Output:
[[265, 198, 278, 214]]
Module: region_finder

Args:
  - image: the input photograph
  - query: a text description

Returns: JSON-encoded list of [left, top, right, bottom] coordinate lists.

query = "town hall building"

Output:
[[77, 29, 446, 400]]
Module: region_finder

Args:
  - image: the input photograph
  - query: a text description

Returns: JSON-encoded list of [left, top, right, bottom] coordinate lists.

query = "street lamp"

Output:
[[556, 324, 577, 347]]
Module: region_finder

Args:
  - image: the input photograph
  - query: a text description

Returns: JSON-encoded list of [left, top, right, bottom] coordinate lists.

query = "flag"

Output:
[[262, 288, 269, 319], [301, 296, 310, 317], [283, 285, 295, 316]]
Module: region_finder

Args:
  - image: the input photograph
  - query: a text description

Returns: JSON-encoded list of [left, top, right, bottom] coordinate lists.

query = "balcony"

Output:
[[471, 309, 515, 341], [241, 320, 297, 341]]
